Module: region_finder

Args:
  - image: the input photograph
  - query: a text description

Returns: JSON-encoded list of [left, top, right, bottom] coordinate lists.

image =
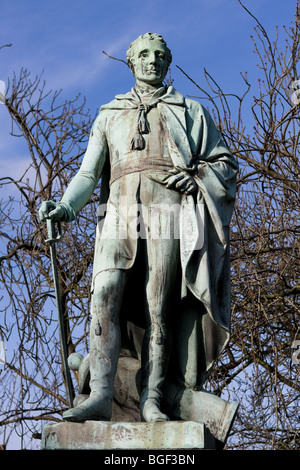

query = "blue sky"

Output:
[[0, 0, 298, 179]]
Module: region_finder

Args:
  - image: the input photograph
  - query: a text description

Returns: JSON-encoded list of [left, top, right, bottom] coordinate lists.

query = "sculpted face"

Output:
[[130, 37, 169, 86]]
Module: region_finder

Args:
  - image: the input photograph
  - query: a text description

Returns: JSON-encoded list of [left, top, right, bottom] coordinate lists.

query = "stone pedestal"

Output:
[[44, 354, 238, 451], [41, 420, 217, 450]]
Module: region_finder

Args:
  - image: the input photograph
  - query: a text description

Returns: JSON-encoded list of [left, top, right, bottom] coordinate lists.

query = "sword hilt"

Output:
[[45, 217, 63, 244]]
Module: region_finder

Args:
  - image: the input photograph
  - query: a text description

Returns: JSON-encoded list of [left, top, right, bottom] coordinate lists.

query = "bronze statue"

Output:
[[39, 33, 238, 431]]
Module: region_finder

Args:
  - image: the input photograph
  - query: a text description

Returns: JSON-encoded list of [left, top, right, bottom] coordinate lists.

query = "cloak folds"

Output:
[[95, 87, 238, 389]]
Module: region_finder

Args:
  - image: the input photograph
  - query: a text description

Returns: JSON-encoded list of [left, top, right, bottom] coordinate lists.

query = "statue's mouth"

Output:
[[146, 67, 160, 74]]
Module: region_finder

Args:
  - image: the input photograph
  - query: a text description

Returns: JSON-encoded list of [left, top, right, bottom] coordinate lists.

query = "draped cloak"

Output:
[[61, 86, 238, 391]]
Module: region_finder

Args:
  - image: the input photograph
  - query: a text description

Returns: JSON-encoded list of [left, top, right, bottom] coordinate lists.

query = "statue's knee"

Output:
[[92, 280, 122, 325]]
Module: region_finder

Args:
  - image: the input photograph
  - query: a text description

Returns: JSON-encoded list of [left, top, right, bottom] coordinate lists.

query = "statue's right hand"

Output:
[[39, 201, 65, 223]]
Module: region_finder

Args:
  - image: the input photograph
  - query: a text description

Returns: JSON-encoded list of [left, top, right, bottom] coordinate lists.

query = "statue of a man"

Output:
[[39, 33, 238, 424]]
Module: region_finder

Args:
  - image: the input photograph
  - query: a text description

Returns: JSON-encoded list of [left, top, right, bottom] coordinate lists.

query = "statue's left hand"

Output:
[[165, 169, 197, 195]]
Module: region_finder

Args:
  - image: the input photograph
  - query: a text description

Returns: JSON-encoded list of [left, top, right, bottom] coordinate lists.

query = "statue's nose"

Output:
[[148, 52, 157, 64]]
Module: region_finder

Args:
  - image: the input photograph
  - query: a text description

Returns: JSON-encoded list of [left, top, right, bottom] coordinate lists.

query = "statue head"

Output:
[[126, 33, 172, 86]]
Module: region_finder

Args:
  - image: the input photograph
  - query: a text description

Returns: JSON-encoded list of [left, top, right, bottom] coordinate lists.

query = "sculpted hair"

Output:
[[126, 32, 172, 70]]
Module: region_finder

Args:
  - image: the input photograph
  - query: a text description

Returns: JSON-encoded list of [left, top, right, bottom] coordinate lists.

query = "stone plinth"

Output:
[[41, 420, 216, 450]]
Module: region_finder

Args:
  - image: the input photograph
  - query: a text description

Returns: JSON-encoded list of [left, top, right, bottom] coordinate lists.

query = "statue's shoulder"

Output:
[[93, 94, 127, 128], [165, 86, 204, 115], [183, 95, 214, 125], [99, 89, 133, 112], [89, 95, 121, 133], [100, 97, 120, 110], [184, 96, 205, 116], [98, 99, 118, 116]]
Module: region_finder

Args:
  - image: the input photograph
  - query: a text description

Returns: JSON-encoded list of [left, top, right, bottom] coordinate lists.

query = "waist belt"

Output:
[[110, 159, 173, 185]]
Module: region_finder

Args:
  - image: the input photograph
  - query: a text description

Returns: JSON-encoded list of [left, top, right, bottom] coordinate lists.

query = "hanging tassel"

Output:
[[131, 132, 145, 150], [131, 103, 152, 150], [137, 105, 150, 134]]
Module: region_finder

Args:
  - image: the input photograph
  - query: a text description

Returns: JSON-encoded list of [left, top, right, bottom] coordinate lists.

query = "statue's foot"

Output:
[[63, 392, 112, 422], [141, 398, 170, 422]]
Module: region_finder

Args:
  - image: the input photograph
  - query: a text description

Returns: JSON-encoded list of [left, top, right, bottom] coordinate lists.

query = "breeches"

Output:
[[91, 174, 181, 335], [91, 232, 180, 340]]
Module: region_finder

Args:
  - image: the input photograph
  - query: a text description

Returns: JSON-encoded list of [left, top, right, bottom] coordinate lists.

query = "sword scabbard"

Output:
[[45, 216, 73, 408]]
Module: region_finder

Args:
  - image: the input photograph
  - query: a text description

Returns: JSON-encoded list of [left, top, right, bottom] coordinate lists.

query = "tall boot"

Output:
[[140, 327, 170, 422], [63, 315, 120, 422]]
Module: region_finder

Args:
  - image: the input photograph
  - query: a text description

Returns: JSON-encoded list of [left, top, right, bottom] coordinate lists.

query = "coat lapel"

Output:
[[157, 87, 194, 169]]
